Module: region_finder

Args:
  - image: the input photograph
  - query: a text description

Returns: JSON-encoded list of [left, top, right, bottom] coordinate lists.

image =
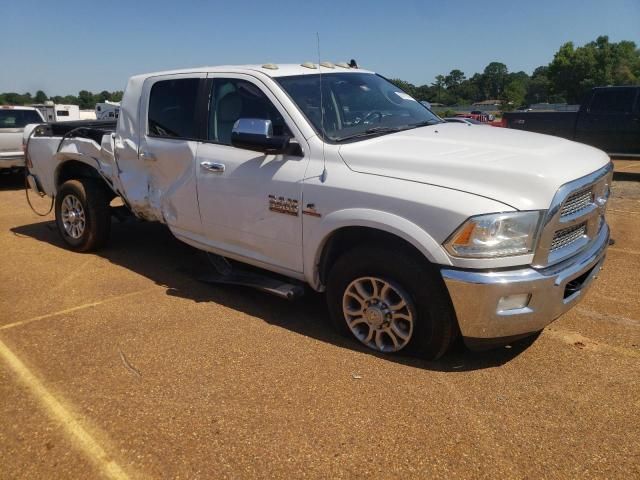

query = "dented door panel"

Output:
[[114, 73, 205, 235]]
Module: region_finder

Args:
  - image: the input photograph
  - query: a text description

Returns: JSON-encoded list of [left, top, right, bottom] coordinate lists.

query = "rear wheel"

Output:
[[55, 179, 111, 252], [326, 246, 457, 360]]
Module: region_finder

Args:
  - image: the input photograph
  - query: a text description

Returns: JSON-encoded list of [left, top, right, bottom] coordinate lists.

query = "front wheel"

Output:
[[326, 246, 457, 360], [55, 179, 111, 252]]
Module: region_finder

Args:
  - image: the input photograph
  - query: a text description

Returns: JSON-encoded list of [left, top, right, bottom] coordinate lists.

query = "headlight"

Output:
[[444, 211, 542, 258]]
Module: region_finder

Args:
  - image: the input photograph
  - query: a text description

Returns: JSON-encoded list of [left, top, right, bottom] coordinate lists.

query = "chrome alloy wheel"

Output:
[[60, 194, 86, 239], [342, 276, 415, 352]]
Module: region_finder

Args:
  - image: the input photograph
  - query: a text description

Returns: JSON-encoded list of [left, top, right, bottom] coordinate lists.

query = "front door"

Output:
[[195, 75, 309, 273]]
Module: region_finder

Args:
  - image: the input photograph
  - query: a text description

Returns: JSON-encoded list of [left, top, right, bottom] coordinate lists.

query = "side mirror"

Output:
[[231, 118, 290, 154]]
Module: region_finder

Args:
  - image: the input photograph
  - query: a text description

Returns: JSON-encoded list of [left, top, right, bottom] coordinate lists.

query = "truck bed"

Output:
[[34, 120, 117, 145]]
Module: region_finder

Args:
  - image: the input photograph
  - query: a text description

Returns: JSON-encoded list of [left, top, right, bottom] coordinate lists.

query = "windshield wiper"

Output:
[[333, 120, 441, 142], [333, 126, 406, 142], [333, 120, 442, 142], [405, 120, 441, 129]]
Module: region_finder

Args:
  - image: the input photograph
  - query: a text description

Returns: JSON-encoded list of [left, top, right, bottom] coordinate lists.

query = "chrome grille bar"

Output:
[[533, 163, 613, 268], [561, 188, 593, 218], [550, 223, 587, 252]]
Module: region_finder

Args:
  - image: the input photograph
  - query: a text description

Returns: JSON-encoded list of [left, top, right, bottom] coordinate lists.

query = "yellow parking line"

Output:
[[0, 338, 130, 479], [0, 288, 156, 331]]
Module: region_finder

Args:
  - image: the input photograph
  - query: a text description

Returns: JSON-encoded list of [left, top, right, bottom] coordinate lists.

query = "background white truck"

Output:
[[0, 105, 44, 172], [24, 63, 612, 358]]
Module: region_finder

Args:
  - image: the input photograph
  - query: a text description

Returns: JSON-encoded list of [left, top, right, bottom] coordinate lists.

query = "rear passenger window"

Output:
[[148, 78, 200, 138], [589, 89, 635, 114]]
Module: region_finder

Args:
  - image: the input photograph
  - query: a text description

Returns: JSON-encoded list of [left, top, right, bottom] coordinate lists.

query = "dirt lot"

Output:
[[1, 160, 639, 479]]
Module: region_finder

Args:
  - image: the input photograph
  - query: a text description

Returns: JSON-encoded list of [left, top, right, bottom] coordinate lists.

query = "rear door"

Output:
[[576, 88, 638, 153], [137, 73, 206, 236]]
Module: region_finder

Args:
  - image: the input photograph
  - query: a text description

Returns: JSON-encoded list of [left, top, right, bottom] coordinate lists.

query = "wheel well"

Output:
[[318, 227, 428, 284], [56, 160, 114, 197]]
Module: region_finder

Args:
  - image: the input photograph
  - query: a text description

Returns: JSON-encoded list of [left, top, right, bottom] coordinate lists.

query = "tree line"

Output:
[[391, 35, 639, 110], [0, 90, 123, 109], [1, 35, 638, 111]]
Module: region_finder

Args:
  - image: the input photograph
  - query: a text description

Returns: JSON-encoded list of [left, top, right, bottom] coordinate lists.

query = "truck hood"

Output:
[[338, 123, 611, 210]]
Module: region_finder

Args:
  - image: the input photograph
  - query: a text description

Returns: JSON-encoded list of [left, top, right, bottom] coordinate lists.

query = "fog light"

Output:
[[497, 293, 531, 313]]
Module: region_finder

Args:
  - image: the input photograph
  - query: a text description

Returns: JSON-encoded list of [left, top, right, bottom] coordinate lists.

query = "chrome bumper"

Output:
[[441, 223, 609, 346], [0, 153, 25, 169]]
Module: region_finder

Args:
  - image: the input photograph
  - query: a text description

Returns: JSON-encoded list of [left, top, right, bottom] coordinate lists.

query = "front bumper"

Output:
[[441, 223, 609, 348]]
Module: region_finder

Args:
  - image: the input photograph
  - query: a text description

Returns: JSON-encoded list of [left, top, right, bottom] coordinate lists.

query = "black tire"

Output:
[[326, 246, 458, 360], [55, 178, 111, 252]]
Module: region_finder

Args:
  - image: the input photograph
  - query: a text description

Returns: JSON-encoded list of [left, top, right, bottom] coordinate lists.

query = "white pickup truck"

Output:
[[1, 106, 44, 172], [24, 63, 612, 359]]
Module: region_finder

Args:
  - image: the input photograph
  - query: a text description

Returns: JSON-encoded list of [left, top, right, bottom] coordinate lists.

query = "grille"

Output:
[[550, 223, 587, 252], [561, 188, 593, 218]]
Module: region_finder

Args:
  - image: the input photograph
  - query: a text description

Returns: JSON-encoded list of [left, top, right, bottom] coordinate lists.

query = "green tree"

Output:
[[97, 90, 111, 103], [502, 79, 527, 110], [62, 95, 80, 105], [432, 75, 446, 103], [388, 78, 416, 98], [110, 91, 124, 102], [1, 92, 32, 105], [34, 90, 48, 103], [548, 36, 640, 103], [444, 69, 465, 89], [525, 66, 551, 104], [413, 84, 434, 102], [462, 73, 484, 103], [77, 90, 95, 109], [482, 62, 509, 98]]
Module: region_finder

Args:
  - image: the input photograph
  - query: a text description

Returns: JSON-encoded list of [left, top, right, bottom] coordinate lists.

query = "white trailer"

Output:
[[33, 102, 80, 122], [95, 101, 120, 120]]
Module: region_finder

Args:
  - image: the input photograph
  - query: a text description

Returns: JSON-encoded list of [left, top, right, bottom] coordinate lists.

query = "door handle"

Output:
[[200, 161, 225, 173], [140, 150, 156, 161]]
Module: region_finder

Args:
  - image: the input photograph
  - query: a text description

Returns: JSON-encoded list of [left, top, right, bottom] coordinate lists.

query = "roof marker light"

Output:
[[262, 63, 278, 70], [319, 62, 335, 69], [301, 62, 317, 69]]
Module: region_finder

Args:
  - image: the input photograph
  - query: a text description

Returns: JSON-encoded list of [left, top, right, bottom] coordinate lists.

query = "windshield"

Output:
[[0, 109, 43, 129], [277, 73, 441, 142]]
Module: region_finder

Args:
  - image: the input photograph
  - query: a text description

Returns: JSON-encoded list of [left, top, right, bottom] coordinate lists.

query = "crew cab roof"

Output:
[[128, 63, 374, 81]]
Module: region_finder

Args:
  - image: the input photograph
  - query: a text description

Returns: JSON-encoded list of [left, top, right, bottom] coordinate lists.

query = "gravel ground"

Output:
[[0, 160, 639, 479]]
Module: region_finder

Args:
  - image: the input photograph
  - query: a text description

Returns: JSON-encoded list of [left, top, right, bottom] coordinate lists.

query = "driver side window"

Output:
[[208, 78, 291, 145]]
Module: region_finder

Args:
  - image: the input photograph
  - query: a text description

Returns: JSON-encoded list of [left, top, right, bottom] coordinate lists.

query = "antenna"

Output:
[[317, 32, 327, 183]]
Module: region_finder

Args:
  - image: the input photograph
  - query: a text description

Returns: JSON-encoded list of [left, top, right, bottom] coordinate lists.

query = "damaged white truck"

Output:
[[24, 64, 613, 359]]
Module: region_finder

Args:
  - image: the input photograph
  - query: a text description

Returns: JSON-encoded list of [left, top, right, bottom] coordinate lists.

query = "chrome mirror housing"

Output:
[[231, 118, 290, 154]]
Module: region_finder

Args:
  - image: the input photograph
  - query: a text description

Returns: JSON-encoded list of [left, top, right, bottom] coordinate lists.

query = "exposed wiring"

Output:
[[24, 176, 54, 216], [57, 126, 88, 153], [23, 125, 54, 216]]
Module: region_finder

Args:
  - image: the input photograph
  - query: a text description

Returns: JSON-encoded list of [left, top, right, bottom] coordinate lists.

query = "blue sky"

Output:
[[1, 0, 638, 95]]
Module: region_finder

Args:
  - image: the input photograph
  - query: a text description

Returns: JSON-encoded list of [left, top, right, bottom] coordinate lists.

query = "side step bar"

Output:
[[199, 254, 304, 301]]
